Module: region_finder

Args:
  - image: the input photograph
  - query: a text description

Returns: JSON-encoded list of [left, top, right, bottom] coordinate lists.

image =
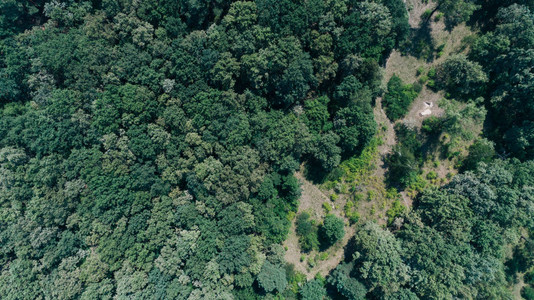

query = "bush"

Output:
[[296, 212, 320, 252], [386, 200, 406, 225], [383, 75, 419, 121], [412, 82, 423, 93], [426, 171, 437, 180], [320, 214, 345, 248], [427, 67, 436, 78], [418, 75, 428, 84], [344, 200, 360, 224], [421, 9, 432, 20], [416, 66, 425, 76], [421, 116, 443, 134], [323, 202, 332, 213]]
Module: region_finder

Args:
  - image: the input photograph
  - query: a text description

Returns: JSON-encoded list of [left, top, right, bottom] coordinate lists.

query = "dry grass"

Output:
[[405, 0, 436, 28], [283, 171, 355, 280], [384, 50, 422, 84]]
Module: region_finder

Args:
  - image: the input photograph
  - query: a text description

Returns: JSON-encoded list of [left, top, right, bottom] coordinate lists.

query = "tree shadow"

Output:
[[302, 159, 330, 184], [401, 21, 436, 62], [303, 157, 347, 185], [343, 235, 357, 263]]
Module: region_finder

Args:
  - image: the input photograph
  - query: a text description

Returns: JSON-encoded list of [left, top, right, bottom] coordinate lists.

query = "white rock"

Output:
[[420, 109, 432, 116]]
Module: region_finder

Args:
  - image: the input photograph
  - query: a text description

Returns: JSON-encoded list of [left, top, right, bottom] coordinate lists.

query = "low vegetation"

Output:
[[382, 74, 420, 121]]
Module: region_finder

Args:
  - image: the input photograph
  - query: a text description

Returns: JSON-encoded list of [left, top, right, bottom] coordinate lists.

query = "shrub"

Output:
[[344, 200, 360, 224], [419, 75, 428, 84], [413, 82, 423, 93], [320, 214, 345, 248], [383, 75, 419, 121], [416, 66, 425, 76], [427, 67, 436, 78], [386, 200, 406, 225], [323, 202, 332, 213], [426, 171, 438, 180], [296, 212, 320, 252]]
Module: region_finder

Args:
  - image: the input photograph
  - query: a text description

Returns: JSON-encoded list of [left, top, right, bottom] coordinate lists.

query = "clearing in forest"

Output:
[[284, 0, 479, 279]]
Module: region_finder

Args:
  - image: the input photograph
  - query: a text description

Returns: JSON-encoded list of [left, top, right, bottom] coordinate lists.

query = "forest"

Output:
[[0, 0, 533, 299]]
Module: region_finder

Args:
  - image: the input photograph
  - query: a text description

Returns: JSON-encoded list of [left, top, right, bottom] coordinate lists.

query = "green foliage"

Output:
[[418, 75, 428, 84], [435, 54, 488, 98], [426, 171, 437, 180], [470, 4, 534, 160], [383, 75, 420, 121], [439, 99, 487, 157], [353, 222, 411, 295], [337, 1, 396, 60], [257, 261, 288, 293], [300, 279, 326, 300], [435, 0, 479, 28], [334, 101, 377, 157], [296, 212, 320, 252], [462, 138, 495, 171], [386, 200, 406, 225], [344, 200, 361, 224], [421, 116, 443, 134], [11, 1, 534, 299], [303, 96, 331, 134], [328, 263, 368, 299], [387, 124, 422, 189], [523, 287, 534, 300], [322, 202, 332, 213], [0, 0, 407, 294], [526, 269, 534, 286], [334, 160, 534, 299], [319, 214, 345, 248], [421, 9, 433, 20]]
